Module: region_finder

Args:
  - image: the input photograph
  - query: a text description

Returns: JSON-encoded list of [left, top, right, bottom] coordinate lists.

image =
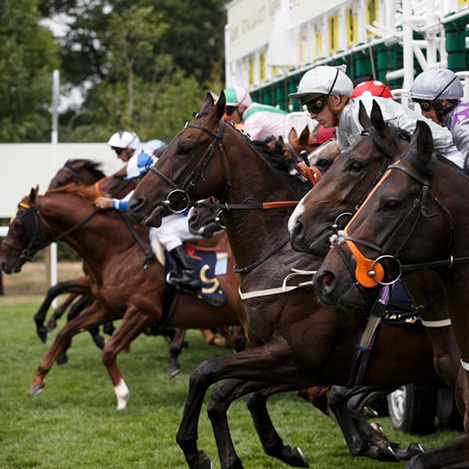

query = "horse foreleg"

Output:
[[101, 305, 154, 410], [34, 276, 90, 343], [168, 328, 186, 378], [177, 340, 303, 469], [406, 434, 469, 469], [329, 386, 424, 462], [207, 381, 311, 468], [30, 301, 111, 397], [245, 383, 310, 467], [46, 293, 79, 332]]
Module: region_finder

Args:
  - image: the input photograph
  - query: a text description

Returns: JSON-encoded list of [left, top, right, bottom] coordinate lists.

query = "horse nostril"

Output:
[[314, 270, 337, 297], [128, 197, 145, 214]]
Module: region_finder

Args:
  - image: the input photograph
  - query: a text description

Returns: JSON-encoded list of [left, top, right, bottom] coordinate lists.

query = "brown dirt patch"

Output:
[[1, 261, 84, 296]]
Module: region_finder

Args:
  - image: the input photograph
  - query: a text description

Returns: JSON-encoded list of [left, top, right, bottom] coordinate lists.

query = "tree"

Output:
[[0, 0, 59, 142]]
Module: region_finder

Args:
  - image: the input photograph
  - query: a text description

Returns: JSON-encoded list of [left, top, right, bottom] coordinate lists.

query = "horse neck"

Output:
[[220, 136, 304, 274], [38, 194, 137, 275]]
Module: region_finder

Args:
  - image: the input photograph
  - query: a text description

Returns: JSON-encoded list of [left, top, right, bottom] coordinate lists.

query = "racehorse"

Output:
[[288, 101, 460, 392], [312, 119, 469, 468], [127, 92, 442, 468], [0, 183, 242, 409], [40, 160, 234, 371]]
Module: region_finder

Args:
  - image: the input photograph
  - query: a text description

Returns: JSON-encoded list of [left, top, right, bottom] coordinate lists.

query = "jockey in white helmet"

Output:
[[411, 68, 469, 172], [289, 65, 464, 168], [224, 86, 288, 141], [95, 133, 202, 288], [106, 130, 141, 162]]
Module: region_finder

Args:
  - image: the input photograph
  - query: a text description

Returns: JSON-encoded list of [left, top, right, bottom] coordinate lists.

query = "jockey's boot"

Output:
[[168, 245, 202, 289]]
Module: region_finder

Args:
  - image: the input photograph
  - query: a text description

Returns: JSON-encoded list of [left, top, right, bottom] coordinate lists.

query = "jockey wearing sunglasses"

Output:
[[223, 86, 288, 141], [411, 69, 469, 172], [289, 65, 465, 170]]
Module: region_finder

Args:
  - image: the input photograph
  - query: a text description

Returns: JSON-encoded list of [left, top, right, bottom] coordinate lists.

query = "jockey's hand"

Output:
[[95, 197, 113, 209]]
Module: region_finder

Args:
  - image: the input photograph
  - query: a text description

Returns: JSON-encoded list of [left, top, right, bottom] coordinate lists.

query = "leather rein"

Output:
[[148, 118, 300, 274]]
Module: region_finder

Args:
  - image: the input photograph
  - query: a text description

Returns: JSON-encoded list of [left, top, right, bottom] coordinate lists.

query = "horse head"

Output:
[[288, 100, 410, 257], [48, 159, 105, 189], [188, 198, 225, 238], [129, 91, 257, 227], [313, 120, 453, 308], [0, 187, 42, 273]]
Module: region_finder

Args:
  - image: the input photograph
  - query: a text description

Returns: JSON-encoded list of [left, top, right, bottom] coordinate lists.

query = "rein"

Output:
[[338, 154, 457, 287], [5, 202, 99, 261], [117, 212, 154, 269]]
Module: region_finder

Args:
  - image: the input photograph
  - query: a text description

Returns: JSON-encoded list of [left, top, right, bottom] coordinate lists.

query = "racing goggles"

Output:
[[414, 100, 433, 112], [304, 96, 327, 114]]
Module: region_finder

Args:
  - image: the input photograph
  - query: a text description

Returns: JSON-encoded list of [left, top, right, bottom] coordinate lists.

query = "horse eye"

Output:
[[179, 145, 192, 155], [315, 158, 332, 170], [348, 161, 364, 172], [384, 199, 400, 211]]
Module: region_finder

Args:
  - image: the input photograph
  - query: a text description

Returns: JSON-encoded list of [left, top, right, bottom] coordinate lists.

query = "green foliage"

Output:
[[0, 0, 59, 142]]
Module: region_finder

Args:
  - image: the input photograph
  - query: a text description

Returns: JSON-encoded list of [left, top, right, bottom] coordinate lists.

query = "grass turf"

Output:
[[0, 295, 462, 468]]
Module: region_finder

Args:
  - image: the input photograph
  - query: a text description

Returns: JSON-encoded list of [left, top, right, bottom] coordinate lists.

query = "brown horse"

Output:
[[312, 119, 469, 468], [288, 101, 460, 392], [127, 92, 442, 468], [0, 184, 242, 409]]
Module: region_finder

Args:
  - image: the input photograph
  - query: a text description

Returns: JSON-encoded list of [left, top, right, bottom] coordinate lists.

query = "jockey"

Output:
[[224, 86, 288, 141], [350, 79, 394, 99], [410, 68, 469, 172], [289, 65, 464, 168], [95, 133, 202, 289]]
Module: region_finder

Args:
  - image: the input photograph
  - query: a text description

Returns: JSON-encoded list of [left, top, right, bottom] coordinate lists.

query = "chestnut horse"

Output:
[[312, 119, 469, 468], [127, 92, 441, 468], [0, 184, 242, 409]]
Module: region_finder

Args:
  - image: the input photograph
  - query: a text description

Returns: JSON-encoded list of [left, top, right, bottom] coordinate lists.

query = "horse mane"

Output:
[[45, 182, 97, 204], [65, 159, 106, 180], [251, 139, 311, 197]]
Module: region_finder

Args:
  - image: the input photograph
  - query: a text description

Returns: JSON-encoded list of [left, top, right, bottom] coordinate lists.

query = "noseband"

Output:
[[150, 118, 230, 213], [333, 153, 455, 288], [4, 202, 99, 262]]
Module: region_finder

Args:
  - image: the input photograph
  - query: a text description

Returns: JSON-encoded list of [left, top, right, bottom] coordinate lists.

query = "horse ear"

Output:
[[414, 120, 433, 159], [213, 90, 226, 121], [29, 186, 39, 204], [288, 126, 298, 142], [298, 126, 310, 147], [199, 92, 215, 116], [358, 101, 371, 129], [370, 100, 386, 137], [310, 123, 320, 142]]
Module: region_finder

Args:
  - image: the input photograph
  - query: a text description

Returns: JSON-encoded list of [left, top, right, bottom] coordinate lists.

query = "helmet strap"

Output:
[[433, 100, 458, 125]]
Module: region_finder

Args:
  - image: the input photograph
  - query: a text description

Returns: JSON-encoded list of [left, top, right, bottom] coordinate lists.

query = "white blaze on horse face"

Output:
[[288, 198, 305, 234], [114, 379, 130, 410]]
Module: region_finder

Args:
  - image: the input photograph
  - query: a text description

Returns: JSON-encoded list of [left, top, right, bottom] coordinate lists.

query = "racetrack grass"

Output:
[[0, 296, 462, 469]]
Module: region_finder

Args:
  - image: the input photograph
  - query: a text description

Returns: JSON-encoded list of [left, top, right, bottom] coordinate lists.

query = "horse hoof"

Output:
[[281, 445, 309, 468], [56, 352, 68, 366], [36, 326, 48, 344], [168, 366, 181, 379], [30, 383, 45, 397], [394, 443, 425, 461], [189, 452, 212, 469], [46, 319, 57, 332]]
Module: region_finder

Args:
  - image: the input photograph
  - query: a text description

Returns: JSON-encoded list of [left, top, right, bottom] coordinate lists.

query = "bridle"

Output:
[[330, 126, 410, 234], [147, 116, 301, 274], [149, 118, 230, 214], [4, 202, 99, 262], [333, 152, 457, 288]]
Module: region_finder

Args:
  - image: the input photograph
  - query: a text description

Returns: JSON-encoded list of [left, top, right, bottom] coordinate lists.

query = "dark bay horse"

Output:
[[0, 184, 242, 409], [310, 119, 469, 468], [288, 101, 460, 392], [127, 92, 441, 468]]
